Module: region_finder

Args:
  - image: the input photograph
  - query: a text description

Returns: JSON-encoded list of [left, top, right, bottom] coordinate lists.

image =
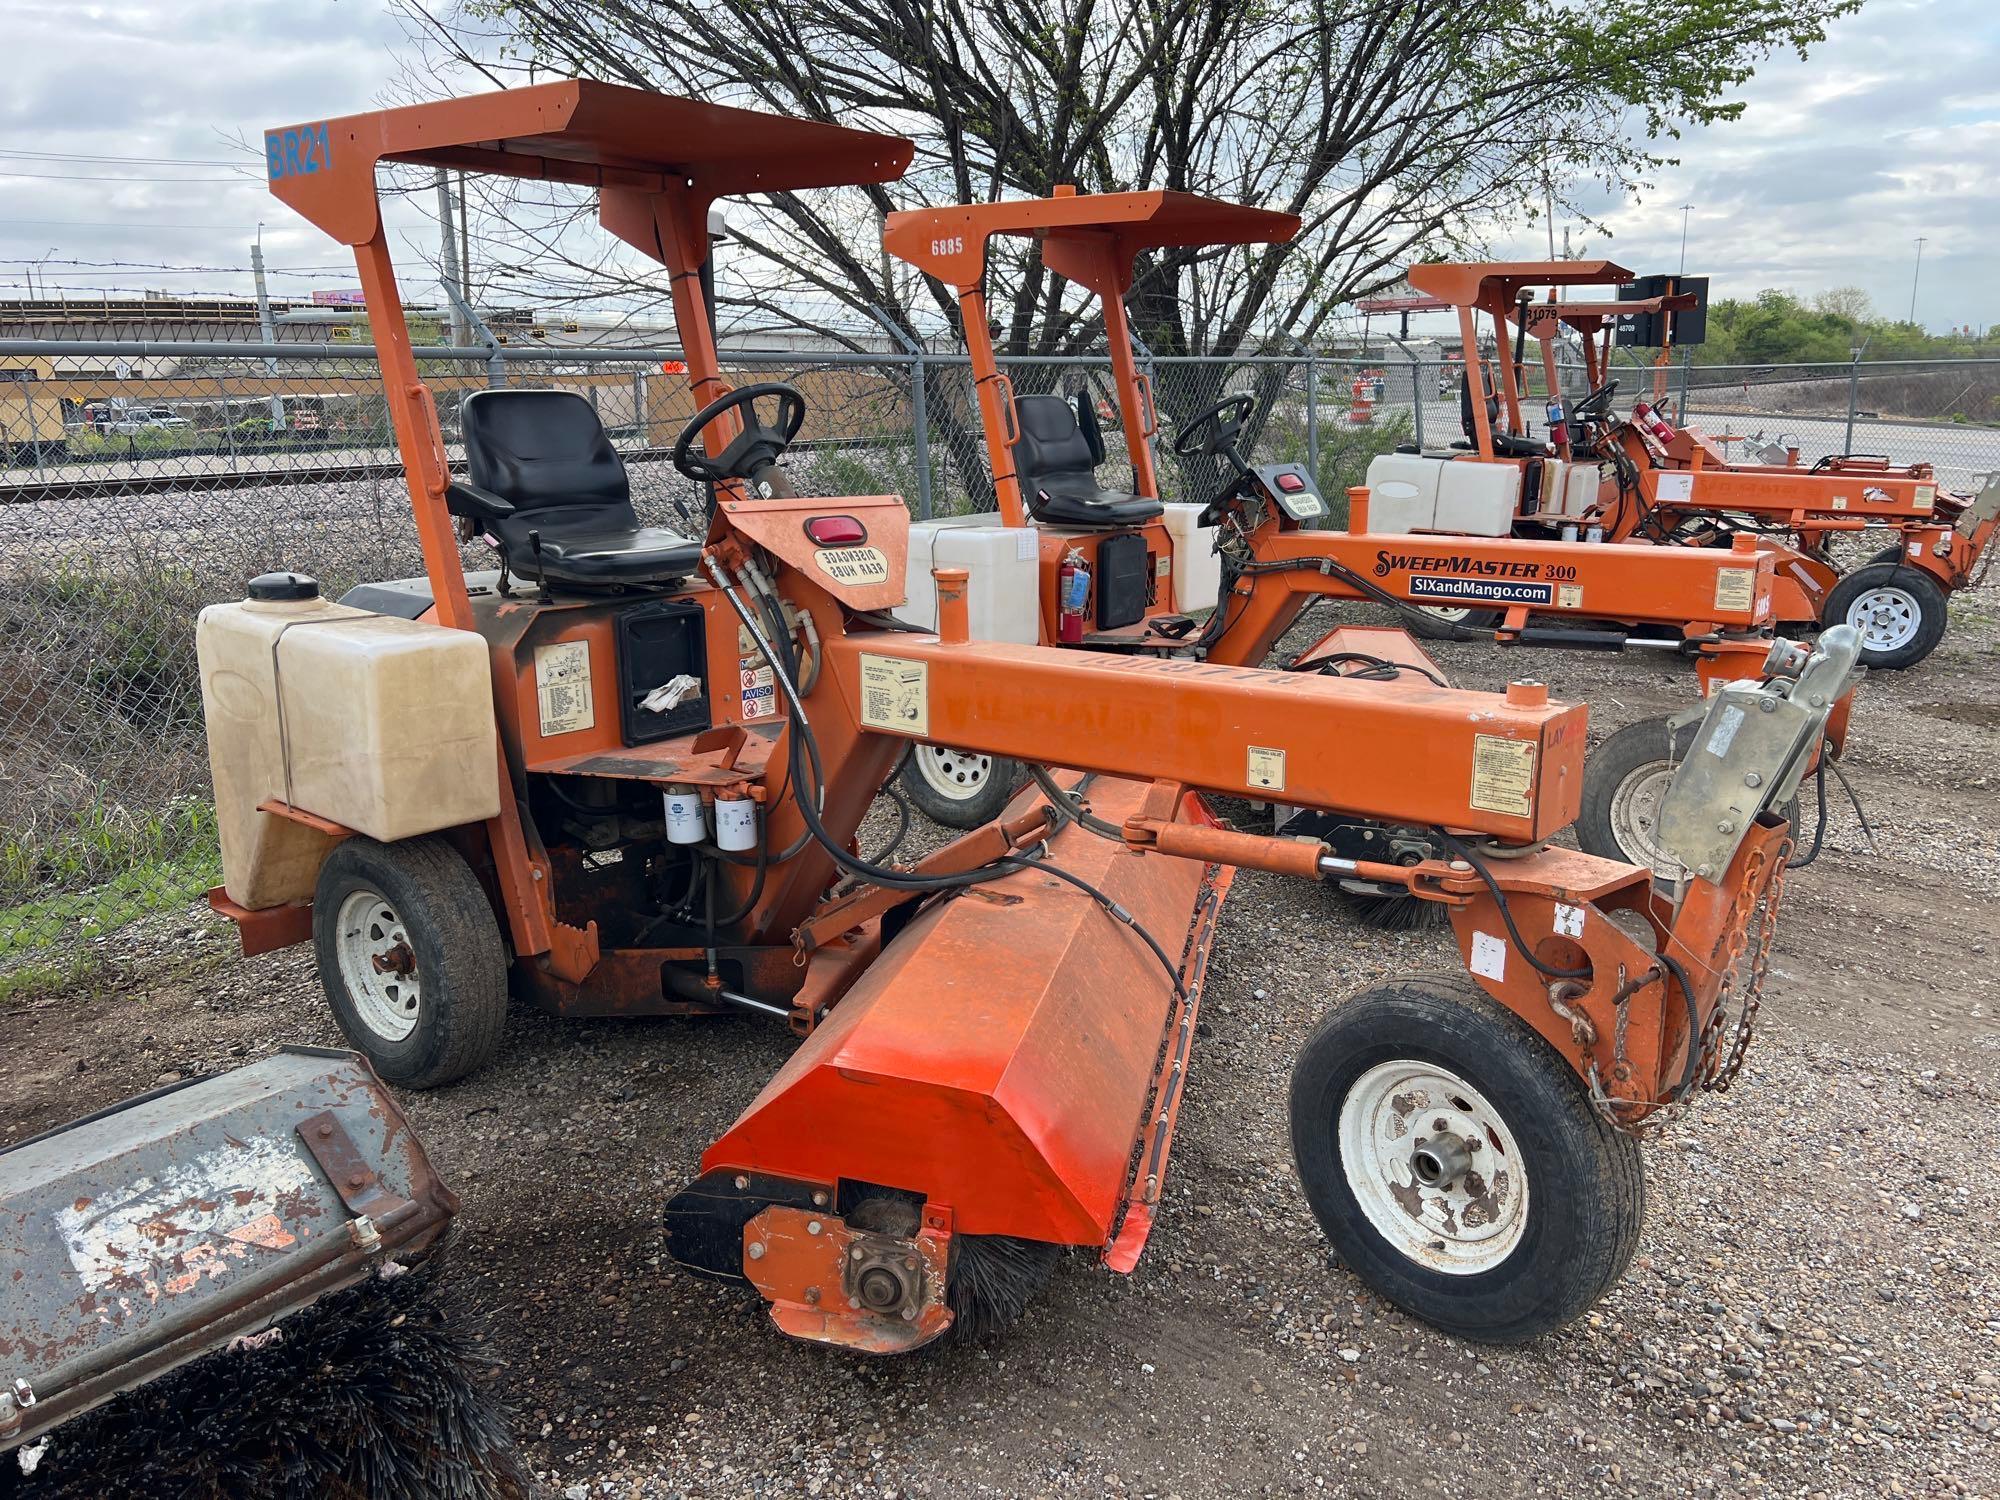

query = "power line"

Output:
[[0, 147, 247, 167], [0, 168, 259, 184]]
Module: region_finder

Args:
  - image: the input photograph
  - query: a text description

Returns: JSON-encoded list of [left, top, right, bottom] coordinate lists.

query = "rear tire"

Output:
[[1824, 560, 1947, 670], [313, 835, 508, 1088], [1290, 975, 1644, 1343], [900, 743, 1019, 829], [1406, 605, 1503, 641]]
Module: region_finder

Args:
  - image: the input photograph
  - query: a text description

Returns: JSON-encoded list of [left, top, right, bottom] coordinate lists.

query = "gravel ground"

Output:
[[4, 561, 1997, 1499]]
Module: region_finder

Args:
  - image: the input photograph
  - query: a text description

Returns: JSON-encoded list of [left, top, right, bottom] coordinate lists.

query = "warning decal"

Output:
[[1247, 745, 1287, 792], [1655, 472, 1695, 503], [1469, 930, 1507, 981], [814, 546, 890, 587], [1557, 583, 1584, 610], [1713, 567, 1757, 614], [535, 639, 595, 737], [1469, 734, 1535, 818], [859, 654, 929, 736], [739, 661, 778, 720], [1914, 484, 1936, 511]]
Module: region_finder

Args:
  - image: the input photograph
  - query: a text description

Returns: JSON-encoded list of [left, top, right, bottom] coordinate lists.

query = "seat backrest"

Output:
[[1012, 394, 1097, 484], [461, 389, 632, 517]]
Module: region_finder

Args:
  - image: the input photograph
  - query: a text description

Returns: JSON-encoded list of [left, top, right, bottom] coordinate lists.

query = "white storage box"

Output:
[[1363, 453, 1442, 532], [1434, 460, 1521, 535], [199, 586, 499, 908], [1160, 502, 1221, 611], [895, 516, 1041, 643]]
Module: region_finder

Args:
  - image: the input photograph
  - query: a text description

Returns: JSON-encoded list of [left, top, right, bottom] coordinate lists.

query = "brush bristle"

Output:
[[3, 1247, 526, 1500], [947, 1235, 1061, 1340], [1338, 888, 1453, 931]]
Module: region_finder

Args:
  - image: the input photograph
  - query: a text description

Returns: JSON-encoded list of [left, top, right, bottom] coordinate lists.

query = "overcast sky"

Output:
[[2, 0, 1993, 333]]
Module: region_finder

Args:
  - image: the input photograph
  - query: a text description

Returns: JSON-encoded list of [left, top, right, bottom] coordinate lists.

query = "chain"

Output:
[[1587, 834, 1793, 1134], [1710, 837, 1791, 1092]]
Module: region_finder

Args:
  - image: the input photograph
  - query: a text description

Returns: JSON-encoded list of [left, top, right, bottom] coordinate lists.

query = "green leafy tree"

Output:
[[406, 0, 1861, 359]]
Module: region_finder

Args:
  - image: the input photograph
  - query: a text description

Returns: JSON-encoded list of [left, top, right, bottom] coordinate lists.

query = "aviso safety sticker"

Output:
[[1713, 567, 1757, 613]]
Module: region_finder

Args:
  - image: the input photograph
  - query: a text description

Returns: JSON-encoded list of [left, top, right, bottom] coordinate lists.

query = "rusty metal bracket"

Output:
[[297, 1110, 418, 1221]]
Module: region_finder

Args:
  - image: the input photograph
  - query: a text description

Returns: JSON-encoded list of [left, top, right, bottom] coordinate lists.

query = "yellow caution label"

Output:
[[534, 639, 594, 738], [1557, 583, 1584, 610], [1470, 734, 1535, 819], [1246, 745, 1287, 791], [1713, 567, 1757, 614], [859, 654, 929, 736]]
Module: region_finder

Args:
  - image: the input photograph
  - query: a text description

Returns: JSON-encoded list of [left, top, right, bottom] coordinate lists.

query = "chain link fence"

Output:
[[2, 337, 1995, 975]]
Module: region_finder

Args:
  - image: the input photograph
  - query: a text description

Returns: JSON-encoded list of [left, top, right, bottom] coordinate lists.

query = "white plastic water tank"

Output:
[[1434, 461, 1522, 536], [895, 516, 1041, 643], [198, 574, 500, 909], [1362, 453, 1443, 532], [1160, 502, 1221, 612]]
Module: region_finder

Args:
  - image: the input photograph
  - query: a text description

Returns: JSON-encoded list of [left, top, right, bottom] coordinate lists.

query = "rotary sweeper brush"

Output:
[[0, 1050, 524, 1499], [874, 192, 1855, 881], [207, 80, 1856, 1352], [1395, 260, 1998, 671]]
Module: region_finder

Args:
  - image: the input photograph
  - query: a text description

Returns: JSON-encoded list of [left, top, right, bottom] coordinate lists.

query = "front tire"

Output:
[[900, 743, 1020, 830], [1823, 560, 1947, 670], [1405, 605, 1503, 641], [1290, 975, 1644, 1343], [1577, 717, 1694, 876], [313, 835, 509, 1088]]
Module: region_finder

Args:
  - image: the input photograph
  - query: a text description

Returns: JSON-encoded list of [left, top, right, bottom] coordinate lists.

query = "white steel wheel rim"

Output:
[[1845, 586, 1921, 652], [335, 889, 422, 1043], [1338, 1060, 1529, 1275], [914, 744, 993, 803], [1416, 604, 1474, 625], [1609, 757, 1683, 880]]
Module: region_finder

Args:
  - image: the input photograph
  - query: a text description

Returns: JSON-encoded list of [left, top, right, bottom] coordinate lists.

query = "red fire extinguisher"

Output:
[[1632, 400, 1677, 445], [1058, 548, 1090, 644]]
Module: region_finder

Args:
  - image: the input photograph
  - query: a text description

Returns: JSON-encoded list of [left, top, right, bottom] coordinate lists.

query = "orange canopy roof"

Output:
[[267, 80, 914, 246], [884, 189, 1299, 290], [1407, 260, 1636, 314]]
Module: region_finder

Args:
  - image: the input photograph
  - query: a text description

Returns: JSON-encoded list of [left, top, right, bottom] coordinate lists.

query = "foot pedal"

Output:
[[1147, 614, 1197, 640]]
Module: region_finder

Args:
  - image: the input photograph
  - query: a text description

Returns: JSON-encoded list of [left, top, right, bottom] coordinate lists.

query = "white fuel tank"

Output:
[[197, 574, 499, 909], [1160, 502, 1220, 612], [1363, 453, 1442, 532], [895, 516, 1041, 643]]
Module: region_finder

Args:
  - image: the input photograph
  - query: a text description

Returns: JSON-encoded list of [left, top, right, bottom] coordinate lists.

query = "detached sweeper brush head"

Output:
[[3, 1249, 526, 1500]]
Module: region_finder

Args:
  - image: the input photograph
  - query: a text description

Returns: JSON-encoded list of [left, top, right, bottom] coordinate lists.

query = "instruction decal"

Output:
[[1914, 483, 1936, 511], [1469, 930, 1507, 982], [535, 639, 595, 737], [1556, 583, 1584, 610], [1553, 902, 1586, 939], [859, 654, 929, 736], [1246, 745, 1287, 792], [1469, 734, 1535, 819], [814, 546, 890, 587], [1655, 472, 1695, 503], [1713, 567, 1757, 614]]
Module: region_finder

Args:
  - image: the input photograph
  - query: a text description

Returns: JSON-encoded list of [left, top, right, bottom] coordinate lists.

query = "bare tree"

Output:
[[401, 0, 1856, 360]]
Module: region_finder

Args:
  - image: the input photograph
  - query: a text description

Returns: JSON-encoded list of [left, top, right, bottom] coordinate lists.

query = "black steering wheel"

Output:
[[1568, 377, 1620, 424], [671, 381, 807, 490], [1173, 393, 1257, 458]]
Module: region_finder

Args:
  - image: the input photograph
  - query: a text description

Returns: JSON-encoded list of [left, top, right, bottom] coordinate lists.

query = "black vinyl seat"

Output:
[[1011, 394, 1163, 528], [1458, 371, 1549, 460], [454, 389, 700, 587]]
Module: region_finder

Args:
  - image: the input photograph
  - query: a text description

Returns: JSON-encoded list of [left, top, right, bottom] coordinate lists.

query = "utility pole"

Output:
[[250, 225, 285, 427], [1908, 237, 1927, 325], [1678, 205, 1693, 275], [436, 167, 468, 345]]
